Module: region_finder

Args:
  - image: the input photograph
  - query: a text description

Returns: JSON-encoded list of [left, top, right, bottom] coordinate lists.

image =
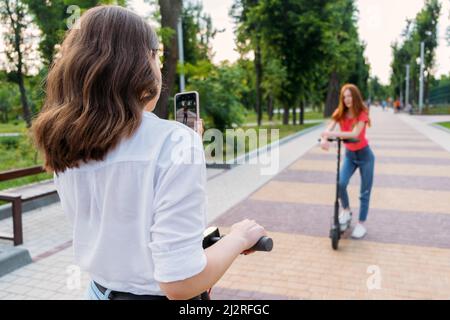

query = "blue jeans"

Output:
[[86, 280, 113, 300], [339, 145, 375, 222]]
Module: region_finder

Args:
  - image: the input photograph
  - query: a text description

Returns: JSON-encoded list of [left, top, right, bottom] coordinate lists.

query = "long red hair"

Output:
[[332, 84, 371, 127]]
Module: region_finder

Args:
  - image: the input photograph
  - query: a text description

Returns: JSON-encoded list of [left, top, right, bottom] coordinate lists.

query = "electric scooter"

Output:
[[318, 137, 359, 250]]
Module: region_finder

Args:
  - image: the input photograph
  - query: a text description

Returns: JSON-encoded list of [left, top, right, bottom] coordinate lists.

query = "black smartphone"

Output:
[[174, 91, 200, 132]]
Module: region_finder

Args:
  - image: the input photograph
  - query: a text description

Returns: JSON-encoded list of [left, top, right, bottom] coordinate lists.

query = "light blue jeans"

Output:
[[339, 145, 375, 222], [86, 280, 112, 300]]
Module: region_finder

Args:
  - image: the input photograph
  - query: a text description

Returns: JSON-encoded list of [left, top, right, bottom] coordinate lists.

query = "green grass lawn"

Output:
[[205, 122, 321, 162], [244, 109, 326, 124], [0, 121, 27, 134], [241, 122, 319, 141], [0, 133, 51, 198], [437, 122, 450, 130]]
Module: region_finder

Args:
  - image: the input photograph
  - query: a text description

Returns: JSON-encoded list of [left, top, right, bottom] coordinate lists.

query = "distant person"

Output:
[[394, 99, 401, 113], [405, 103, 413, 115], [387, 97, 393, 109]]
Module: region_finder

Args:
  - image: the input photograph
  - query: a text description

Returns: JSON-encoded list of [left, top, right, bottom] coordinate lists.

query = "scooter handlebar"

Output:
[[203, 227, 273, 252], [318, 137, 360, 143], [250, 236, 273, 251]]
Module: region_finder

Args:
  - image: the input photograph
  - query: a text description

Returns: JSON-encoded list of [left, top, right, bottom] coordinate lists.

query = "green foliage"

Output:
[[24, 0, 127, 65], [0, 133, 39, 169], [187, 62, 246, 131], [181, 1, 215, 65], [0, 133, 52, 191], [369, 76, 390, 102], [390, 0, 442, 103], [232, 0, 369, 120], [0, 74, 19, 123]]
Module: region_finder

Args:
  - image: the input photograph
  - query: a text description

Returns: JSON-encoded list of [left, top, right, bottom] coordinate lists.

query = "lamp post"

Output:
[[405, 64, 410, 109], [177, 16, 185, 92], [419, 41, 425, 114]]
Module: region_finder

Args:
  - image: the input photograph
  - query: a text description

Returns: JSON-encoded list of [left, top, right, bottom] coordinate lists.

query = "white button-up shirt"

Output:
[[54, 111, 207, 295]]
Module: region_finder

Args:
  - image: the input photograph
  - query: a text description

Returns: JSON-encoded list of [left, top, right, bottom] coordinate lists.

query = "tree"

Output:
[[231, 0, 264, 126], [23, 0, 66, 66], [0, 0, 39, 127], [187, 62, 246, 131], [24, 0, 127, 66], [0, 71, 17, 122], [390, 0, 441, 107], [414, 0, 441, 105], [322, 0, 368, 117], [347, 42, 370, 99], [368, 76, 389, 103], [181, 1, 215, 67], [151, 0, 182, 119], [261, 57, 287, 122], [253, 0, 328, 125]]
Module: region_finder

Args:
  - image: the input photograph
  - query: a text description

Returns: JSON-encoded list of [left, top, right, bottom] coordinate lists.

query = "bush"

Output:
[[0, 136, 20, 149]]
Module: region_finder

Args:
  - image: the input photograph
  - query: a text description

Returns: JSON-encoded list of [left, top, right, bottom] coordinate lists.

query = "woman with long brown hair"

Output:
[[31, 5, 266, 300], [320, 84, 375, 239]]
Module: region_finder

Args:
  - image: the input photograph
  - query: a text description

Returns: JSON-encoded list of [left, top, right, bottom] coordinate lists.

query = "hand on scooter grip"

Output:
[[320, 137, 330, 151], [229, 219, 267, 253]]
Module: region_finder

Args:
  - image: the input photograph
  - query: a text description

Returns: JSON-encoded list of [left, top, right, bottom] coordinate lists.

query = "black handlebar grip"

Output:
[[250, 236, 273, 251]]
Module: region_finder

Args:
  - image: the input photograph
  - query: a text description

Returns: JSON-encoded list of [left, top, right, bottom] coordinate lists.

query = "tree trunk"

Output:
[[267, 93, 274, 122], [411, 77, 417, 107], [299, 99, 304, 125], [254, 40, 263, 126], [4, 0, 32, 127], [17, 75, 31, 127], [282, 105, 289, 125], [324, 71, 340, 118], [292, 104, 296, 125], [154, 0, 182, 119]]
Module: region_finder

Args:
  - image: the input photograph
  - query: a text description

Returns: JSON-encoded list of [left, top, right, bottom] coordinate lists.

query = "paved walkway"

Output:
[[1, 107, 450, 299], [211, 107, 450, 299]]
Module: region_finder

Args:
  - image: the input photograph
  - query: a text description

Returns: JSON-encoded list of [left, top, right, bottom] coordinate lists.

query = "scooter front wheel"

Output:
[[330, 227, 340, 250]]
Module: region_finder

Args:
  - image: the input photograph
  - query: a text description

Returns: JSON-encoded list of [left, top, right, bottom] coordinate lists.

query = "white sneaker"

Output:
[[351, 223, 367, 239], [339, 211, 352, 231]]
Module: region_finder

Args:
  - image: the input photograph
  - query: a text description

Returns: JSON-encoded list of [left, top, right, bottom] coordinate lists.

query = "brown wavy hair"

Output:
[[31, 5, 161, 174], [332, 84, 371, 127]]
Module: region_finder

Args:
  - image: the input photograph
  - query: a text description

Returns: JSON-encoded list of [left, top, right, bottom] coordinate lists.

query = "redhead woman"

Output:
[[320, 84, 375, 239]]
